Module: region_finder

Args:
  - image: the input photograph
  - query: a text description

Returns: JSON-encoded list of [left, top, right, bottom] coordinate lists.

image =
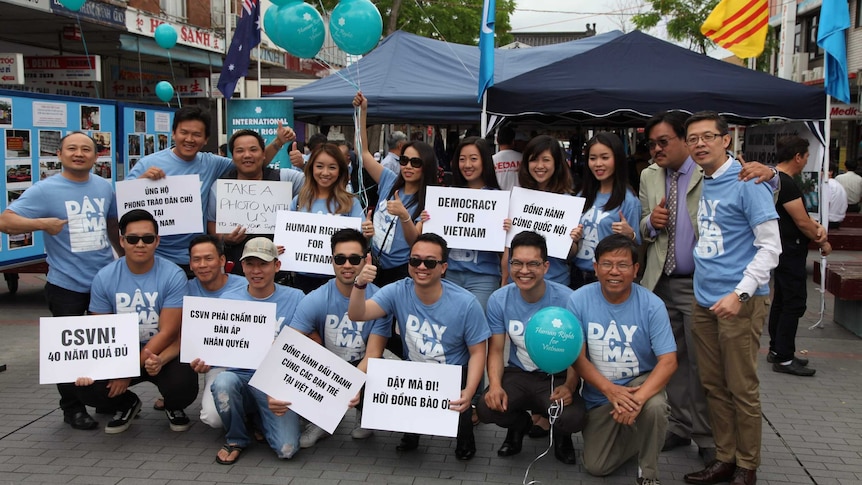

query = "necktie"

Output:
[[663, 171, 680, 276]]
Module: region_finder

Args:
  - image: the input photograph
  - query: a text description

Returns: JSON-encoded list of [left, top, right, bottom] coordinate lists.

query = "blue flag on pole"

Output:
[[218, 0, 261, 100], [816, 0, 850, 104], [477, 0, 495, 102]]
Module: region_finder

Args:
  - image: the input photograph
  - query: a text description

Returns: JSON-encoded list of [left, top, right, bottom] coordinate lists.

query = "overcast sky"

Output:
[[509, 0, 643, 34]]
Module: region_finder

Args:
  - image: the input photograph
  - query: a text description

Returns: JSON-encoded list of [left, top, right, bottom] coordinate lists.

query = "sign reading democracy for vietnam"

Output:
[[506, 187, 585, 260], [40, 314, 140, 384], [216, 180, 292, 234], [274, 211, 362, 275], [116, 175, 202, 236], [179, 296, 277, 369], [361, 358, 460, 437], [422, 186, 510, 251], [249, 328, 366, 434]]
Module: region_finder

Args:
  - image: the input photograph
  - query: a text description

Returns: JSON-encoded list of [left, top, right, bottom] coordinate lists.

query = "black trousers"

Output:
[[768, 242, 808, 362]]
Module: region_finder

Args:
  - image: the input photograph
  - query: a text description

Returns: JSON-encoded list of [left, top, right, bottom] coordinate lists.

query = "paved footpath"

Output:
[[1, 250, 860, 485]]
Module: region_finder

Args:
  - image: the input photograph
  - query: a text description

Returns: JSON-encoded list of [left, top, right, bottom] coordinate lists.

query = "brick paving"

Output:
[[1, 250, 860, 484]]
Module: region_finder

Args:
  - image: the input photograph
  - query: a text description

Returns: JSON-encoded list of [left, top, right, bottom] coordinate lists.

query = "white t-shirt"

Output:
[[492, 149, 521, 191]]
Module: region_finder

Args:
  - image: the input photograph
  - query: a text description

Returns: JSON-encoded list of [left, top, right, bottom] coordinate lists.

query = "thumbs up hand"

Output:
[[355, 253, 377, 287], [650, 196, 669, 230], [612, 211, 636, 241], [387, 192, 409, 223], [362, 209, 375, 238]]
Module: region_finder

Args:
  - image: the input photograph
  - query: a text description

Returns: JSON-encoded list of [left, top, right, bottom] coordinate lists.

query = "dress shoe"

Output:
[[772, 360, 816, 376], [528, 424, 550, 438], [662, 432, 692, 451], [497, 413, 532, 457], [553, 434, 577, 464], [684, 460, 736, 485], [455, 433, 476, 460], [767, 351, 808, 367], [396, 433, 419, 452], [729, 467, 756, 485], [63, 410, 98, 430], [698, 446, 717, 465]]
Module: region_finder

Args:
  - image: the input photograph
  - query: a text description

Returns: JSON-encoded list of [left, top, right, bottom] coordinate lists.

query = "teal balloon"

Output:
[[270, 0, 293, 5], [263, 5, 282, 43], [524, 307, 583, 375], [329, 0, 383, 55], [59, 0, 86, 11], [271, 2, 325, 59], [154, 24, 178, 49], [155, 81, 174, 103]]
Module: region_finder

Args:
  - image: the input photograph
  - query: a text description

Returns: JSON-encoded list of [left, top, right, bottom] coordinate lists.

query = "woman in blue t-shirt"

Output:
[[570, 132, 642, 288]]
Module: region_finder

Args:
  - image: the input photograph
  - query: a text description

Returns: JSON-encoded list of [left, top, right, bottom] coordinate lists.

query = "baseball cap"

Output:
[[241, 237, 278, 262]]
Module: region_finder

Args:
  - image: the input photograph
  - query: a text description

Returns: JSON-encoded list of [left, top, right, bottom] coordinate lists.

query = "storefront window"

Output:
[[160, 0, 187, 22]]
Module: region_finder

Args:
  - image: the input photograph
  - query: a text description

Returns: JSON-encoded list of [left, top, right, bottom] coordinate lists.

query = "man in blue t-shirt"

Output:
[[348, 233, 491, 461], [0, 132, 122, 431], [567, 234, 676, 485], [684, 112, 780, 485], [73, 209, 196, 435], [477, 231, 585, 464], [289, 228, 390, 448]]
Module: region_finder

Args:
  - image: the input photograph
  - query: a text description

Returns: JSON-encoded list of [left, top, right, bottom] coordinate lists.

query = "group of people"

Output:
[[0, 94, 835, 485]]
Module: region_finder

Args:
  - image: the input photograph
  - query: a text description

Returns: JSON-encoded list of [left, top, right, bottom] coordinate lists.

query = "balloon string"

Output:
[[410, 0, 475, 82], [314, 55, 359, 91], [75, 15, 98, 99], [353, 104, 368, 212], [523, 375, 564, 485], [167, 50, 181, 108]]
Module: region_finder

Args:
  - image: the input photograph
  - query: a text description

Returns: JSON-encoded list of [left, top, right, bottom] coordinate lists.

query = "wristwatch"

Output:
[[734, 289, 750, 302], [770, 167, 778, 180]]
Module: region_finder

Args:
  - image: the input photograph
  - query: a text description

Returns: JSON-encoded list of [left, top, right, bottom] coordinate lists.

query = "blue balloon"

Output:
[[263, 5, 282, 43], [329, 0, 383, 56], [154, 24, 178, 50], [155, 81, 174, 103], [270, 2, 325, 59], [524, 307, 583, 375], [59, 0, 86, 11]]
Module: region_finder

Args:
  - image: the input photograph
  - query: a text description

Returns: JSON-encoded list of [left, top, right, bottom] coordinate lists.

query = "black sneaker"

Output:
[[772, 361, 816, 377], [105, 396, 142, 434], [767, 351, 809, 367], [165, 409, 191, 431]]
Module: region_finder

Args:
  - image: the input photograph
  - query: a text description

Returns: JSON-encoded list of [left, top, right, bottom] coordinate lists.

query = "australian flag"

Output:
[[218, 0, 261, 100]]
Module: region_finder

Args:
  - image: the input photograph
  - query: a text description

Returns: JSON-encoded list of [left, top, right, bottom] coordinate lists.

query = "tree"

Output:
[[632, 0, 718, 54]]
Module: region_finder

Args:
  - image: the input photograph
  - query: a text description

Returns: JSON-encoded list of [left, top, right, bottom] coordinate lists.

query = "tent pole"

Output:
[[811, 97, 831, 330], [481, 91, 488, 137]]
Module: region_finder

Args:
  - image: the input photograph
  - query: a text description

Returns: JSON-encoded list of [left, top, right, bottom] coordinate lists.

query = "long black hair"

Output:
[[385, 140, 438, 219], [450, 137, 500, 189], [582, 132, 630, 212]]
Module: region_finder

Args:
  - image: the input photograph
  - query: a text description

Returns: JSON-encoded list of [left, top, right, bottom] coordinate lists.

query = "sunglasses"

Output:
[[333, 254, 363, 265], [646, 136, 677, 150], [398, 156, 423, 168], [123, 234, 157, 245], [408, 257, 445, 269]]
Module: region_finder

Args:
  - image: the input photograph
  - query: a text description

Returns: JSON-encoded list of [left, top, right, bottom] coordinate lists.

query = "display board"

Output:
[[116, 102, 175, 181]]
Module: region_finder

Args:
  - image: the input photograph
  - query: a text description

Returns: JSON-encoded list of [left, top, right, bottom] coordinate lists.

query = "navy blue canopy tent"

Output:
[[486, 30, 826, 125]]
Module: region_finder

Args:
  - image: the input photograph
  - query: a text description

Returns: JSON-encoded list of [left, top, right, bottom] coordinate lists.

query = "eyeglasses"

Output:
[[597, 261, 634, 271], [647, 136, 677, 150], [408, 257, 445, 269], [333, 254, 363, 265], [123, 234, 157, 245], [398, 156, 423, 168], [685, 132, 725, 146], [509, 260, 544, 270]]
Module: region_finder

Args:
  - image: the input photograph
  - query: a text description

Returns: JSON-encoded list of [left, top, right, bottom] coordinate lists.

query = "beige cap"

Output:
[[241, 237, 278, 262]]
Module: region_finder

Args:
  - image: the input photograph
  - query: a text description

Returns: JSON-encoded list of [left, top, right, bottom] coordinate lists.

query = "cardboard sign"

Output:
[[249, 328, 366, 434], [422, 186, 510, 251], [40, 314, 140, 384], [116, 175, 202, 236], [215, 180, 292, 234], [361, 358, 461, 437], [274, 211, 362, 275], [179, 296, 277, 369], [506, 187, 585, 259]]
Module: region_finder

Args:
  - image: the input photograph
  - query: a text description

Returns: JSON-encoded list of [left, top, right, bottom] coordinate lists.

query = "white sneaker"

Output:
[[351, 408, 374, 439], [299, 423, 329, 448]]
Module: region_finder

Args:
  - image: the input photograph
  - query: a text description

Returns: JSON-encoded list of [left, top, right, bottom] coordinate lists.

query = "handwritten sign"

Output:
[[40, 314, 140, 384], [249, 328, 366, 434], [361, 358, 460, 437], [215, 180, 292, 234], [116, 175, 203, 236], [422, 186, 510, 251], [179, 296, 277, 369], [506, 187, 585, 259], [274, 211, 362, 275]]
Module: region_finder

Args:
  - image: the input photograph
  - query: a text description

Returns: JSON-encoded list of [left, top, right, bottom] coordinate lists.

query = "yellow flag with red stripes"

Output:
[[701, 0, 768, 58]]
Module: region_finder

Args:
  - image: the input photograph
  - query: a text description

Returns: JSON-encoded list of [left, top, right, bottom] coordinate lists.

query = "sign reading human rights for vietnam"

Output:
[[274, 211, 362, 275], [422, 186, 509, 251]]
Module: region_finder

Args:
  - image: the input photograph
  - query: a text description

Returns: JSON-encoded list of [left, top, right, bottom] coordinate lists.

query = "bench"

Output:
[[840, 213, 862, 228], [813, 260, 862, 336]]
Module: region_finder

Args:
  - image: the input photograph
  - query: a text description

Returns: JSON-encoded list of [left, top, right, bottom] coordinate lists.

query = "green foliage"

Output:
[[632, 0, 719, 54]]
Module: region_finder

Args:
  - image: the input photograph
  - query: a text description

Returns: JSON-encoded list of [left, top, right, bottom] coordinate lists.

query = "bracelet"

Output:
[[400, 217, 411, 223], [354, 281, 368, 290]]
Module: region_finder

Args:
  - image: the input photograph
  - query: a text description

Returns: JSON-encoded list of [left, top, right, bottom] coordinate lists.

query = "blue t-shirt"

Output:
[[8, 174, 116, 293], [371, 278, 490, 365], [447, 248, 502, 277], [289, 279, 390, 362], [128, 148, 233, 264], [566, 282, 675, 409], [289, 195, 364, 217], [694, 161, 778, 307], [89, 256, 187, 344], [186, 273, 247, 297], [487, 281, 573, 371], [371, 169, 419, 269], [574, 190, 642, 271]]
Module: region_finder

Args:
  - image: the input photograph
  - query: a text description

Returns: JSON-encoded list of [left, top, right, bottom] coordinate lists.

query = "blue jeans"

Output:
[[444, 270, 500, 311], [212, 370, 301, 458]]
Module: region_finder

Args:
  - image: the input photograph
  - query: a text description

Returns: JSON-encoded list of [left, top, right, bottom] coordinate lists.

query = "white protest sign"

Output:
[[116, 175, 203, 236], [40, 314, 141, 384], [215, 180, 292, 234], [361, 358, 460, 437], [249, 328, 366, 434], [274, 211, 362, 275], [179, 296, 277, 369], [422, 186, 510, 251], [506, 187, 585, 260]]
